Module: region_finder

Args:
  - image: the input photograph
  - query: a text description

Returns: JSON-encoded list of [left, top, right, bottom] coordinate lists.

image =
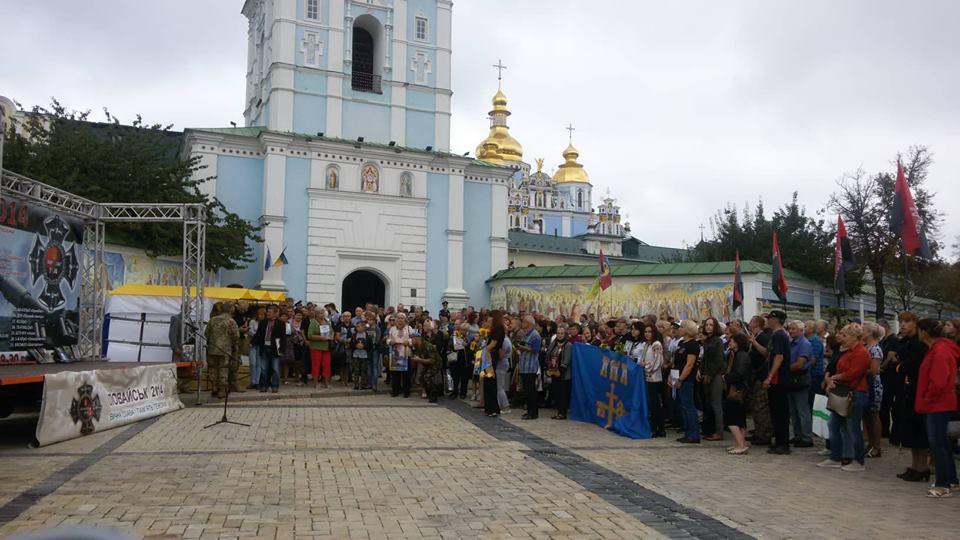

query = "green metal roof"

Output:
[[185, 126, 504, 168], [508, 230, 685, 264], [490, 259, 811, 282]]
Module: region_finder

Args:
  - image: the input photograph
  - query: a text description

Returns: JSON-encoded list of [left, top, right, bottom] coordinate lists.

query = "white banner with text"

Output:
[[36, 363, 184, 446]]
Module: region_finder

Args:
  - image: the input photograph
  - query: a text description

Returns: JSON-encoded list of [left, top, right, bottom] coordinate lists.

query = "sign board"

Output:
[[36, 363, 184, 446], [0, 195, 84, 356]]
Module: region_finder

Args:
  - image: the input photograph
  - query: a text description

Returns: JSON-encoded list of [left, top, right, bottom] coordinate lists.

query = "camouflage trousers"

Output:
[[749, 379, 772, 439], [208, 354, 229, 396]]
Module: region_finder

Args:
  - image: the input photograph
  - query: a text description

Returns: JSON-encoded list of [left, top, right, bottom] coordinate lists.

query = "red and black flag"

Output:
[[732, 249, 744, 312], [771, 232, 788, 304], [890, 160, 931, 259], [834, 215, 855, 295]]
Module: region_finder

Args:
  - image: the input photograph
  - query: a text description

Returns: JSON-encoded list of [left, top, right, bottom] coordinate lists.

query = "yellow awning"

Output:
[[108, 284, 285, 301]]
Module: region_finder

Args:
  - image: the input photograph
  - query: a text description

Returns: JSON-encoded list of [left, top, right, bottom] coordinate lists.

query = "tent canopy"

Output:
[[108, 284, 285, 302]]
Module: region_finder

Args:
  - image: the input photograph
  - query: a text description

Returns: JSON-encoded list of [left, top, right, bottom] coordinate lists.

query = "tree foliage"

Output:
[[828, 146, 942, 316], [2, 100, 260, 271], [686, 193, 838, 288]]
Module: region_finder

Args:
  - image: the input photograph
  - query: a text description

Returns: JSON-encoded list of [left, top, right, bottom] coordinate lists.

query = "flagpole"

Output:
[[902, 244, 910, 311]]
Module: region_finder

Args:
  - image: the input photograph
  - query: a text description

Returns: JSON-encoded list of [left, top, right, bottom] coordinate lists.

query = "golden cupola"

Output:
[[553, 142, 590, 183], [475, 87, 524, 164]]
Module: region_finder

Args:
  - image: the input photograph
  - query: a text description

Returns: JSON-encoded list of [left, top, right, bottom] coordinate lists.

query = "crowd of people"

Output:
[[202, 298, 960, 499]]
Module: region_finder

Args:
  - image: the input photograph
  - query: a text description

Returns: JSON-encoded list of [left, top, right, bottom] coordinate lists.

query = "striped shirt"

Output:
[[519, 329, 542, 374]]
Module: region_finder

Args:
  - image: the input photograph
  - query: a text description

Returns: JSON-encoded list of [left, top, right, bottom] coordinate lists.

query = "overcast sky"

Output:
[[3, 0, 958, 256]]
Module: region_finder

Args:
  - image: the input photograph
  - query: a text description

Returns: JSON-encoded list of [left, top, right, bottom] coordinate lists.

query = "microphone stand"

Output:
[[204, 354, 250, 429]]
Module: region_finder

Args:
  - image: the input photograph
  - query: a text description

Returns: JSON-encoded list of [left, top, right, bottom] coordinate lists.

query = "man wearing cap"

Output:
[[439, 301, 451, 320], [410, 329, 443, 403], [762, 309, 792, 454]]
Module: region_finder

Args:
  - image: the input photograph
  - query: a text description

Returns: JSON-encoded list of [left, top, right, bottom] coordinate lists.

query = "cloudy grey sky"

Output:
[[3, 0, 958, 255]]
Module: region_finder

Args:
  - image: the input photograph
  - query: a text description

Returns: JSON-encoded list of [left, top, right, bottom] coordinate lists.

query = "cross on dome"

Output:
[[565, 123, 575, 143], [492, 59, 507, 84]]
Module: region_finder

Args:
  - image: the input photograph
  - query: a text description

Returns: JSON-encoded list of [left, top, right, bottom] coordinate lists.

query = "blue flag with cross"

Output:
[[569, 343, 651, 439]]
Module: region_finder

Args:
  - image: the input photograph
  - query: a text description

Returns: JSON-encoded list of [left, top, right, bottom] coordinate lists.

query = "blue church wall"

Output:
[[425, 173, 449, 311], [405, 110, 435, 149], [215, 155, 264, 288], [543, 215, 562, 236], [293, 93, 327, 135], [294, 70, 327, 94], [341, 100, 390, 142], [463, 182, 492, 307], [406, 89, 435, 111], [572, 217, 588, 237], [282, 157, 311, 300]]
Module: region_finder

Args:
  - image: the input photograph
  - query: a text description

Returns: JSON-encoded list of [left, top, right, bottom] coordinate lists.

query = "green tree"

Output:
[[686, 193, 838, 289], [828, 146, 942, 317], [2, 100, 260, 271]]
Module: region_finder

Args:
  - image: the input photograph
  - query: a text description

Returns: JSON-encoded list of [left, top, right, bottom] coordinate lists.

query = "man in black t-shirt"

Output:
[[747, 316, 773, 445], [762, 309, 792, 454]]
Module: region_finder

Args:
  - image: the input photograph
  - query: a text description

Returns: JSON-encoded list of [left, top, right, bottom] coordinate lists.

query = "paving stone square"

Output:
[[0, 392, 956, 539]]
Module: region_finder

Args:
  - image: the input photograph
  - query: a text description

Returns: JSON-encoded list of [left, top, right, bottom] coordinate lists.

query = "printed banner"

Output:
[[36, 363, 184, 446], [812, 393, 829, 439], [0, 195, 84, 355], [491, 282, 734, 322], [569, 343, 651, 439]]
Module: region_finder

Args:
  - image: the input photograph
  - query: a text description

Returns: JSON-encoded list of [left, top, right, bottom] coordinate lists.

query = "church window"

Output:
[[305, 0, 319, 20], [400, 172, 413, 197], [577, 190, 583, 210], [415, 17, 428, 41], [351, 21, 381, 93]]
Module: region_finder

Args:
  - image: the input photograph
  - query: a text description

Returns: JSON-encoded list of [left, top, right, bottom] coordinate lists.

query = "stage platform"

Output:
[[0, 361, 193, 386]]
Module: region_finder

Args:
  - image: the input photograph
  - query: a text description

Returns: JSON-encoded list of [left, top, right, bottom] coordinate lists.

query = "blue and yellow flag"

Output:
[[569, 343, 651, 439], [273, 247, 289, 267], [264, 245, 272, 271]]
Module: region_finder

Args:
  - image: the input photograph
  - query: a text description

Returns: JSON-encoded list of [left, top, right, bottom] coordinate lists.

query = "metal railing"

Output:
[[351, 71, 382, 94]]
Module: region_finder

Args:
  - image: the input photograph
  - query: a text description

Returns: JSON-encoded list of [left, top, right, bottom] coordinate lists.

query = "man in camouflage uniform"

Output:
[[410, 329, 443, 403], [206, 302, 240, 399]]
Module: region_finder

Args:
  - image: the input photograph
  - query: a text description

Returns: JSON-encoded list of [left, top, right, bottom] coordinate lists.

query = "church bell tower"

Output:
[[242, 0, 453, 151]]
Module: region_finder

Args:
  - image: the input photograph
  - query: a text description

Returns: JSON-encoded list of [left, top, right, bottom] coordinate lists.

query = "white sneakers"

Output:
[[817, 459, 842, 468], [817, 448, 831, 456]]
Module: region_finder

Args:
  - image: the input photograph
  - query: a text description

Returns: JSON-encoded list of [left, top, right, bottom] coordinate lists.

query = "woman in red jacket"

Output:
[[915, 319, 960, 498], [818, 323, 870, 471]]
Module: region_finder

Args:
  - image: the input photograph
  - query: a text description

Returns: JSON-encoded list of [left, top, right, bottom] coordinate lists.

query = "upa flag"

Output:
[[587, 250, 613, 299], [273, 247, 289, 267], [569, 343, 651, 439], [264, 245, 272, 271], [834, 215, 854, 295], [771, 232, 788, 304], [732, 250, 744, 312], [890, 160, 931, 259]]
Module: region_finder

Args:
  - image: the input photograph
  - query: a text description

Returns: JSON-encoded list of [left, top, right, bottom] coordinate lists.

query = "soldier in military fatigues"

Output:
[[410, 330, 443, 403], [206, 302, 240, 399]]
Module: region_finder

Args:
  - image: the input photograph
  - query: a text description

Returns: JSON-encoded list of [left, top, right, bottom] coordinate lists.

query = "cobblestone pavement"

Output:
[[0, 390, 956, 539]]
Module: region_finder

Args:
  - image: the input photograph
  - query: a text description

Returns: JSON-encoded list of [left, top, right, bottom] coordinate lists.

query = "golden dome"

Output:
[[475, 86, 523, 164], [553, 143, 590, 183]]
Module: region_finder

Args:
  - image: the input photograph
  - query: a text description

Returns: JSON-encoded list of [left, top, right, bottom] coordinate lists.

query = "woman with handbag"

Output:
[[724, 333, 753, 455], [914, 319, 960, 498], [818, 323, 870, 471]]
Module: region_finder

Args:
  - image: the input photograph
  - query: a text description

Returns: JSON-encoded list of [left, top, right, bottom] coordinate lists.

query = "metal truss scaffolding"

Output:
[[1, 169, 207, 366]]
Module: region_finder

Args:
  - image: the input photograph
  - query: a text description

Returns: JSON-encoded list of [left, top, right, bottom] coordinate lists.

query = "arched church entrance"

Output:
[[341, 270, 386, 313]]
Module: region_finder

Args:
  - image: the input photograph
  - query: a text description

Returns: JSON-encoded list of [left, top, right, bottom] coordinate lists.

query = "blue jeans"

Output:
[[259, 346, 280, 389], [248, 346, 260, 386], [926, 412, 959, 488], [828, 390, 868, 463], [680, 381, 700, 440], [368, 350, 380, 389], [788, 388, 813, 444]]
